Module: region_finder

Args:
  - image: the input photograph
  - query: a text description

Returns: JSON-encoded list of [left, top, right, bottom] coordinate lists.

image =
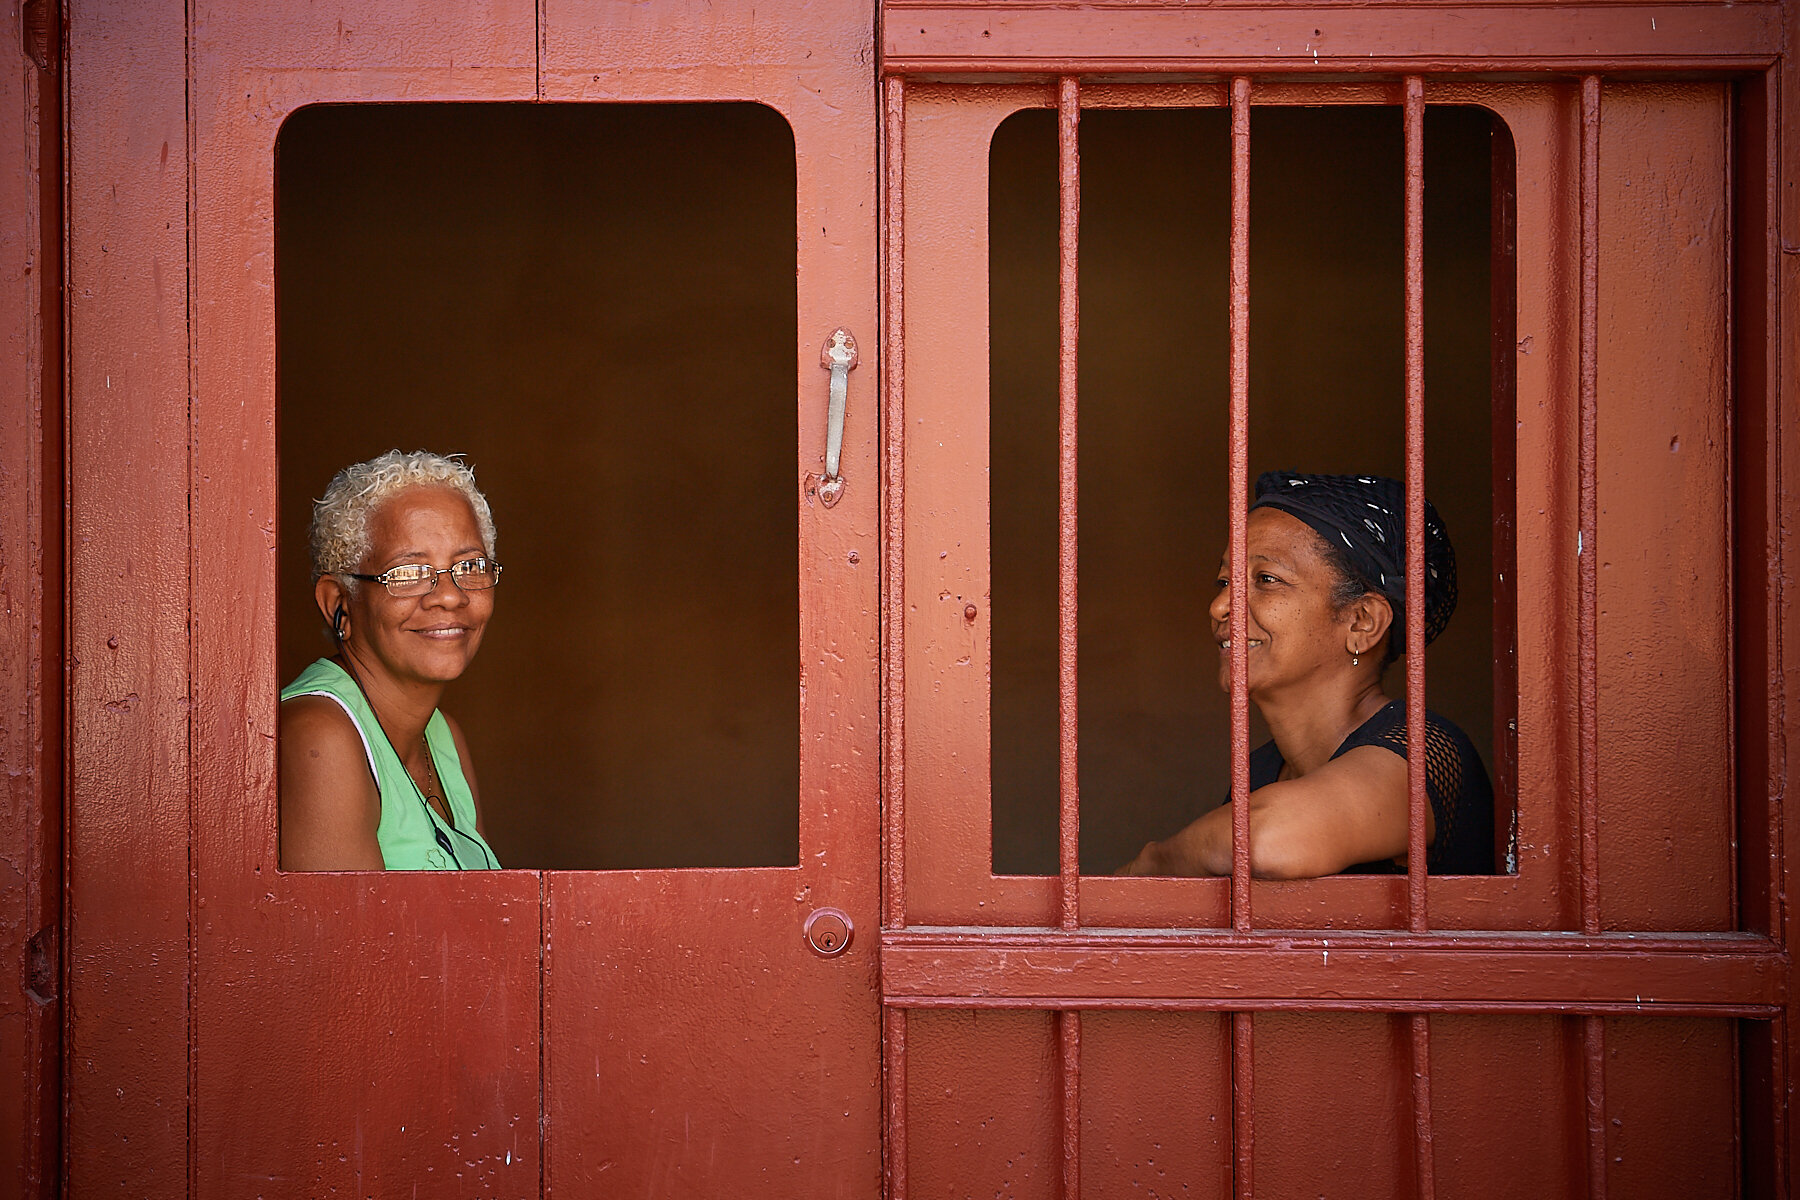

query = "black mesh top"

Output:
[[1245, 701, 1495, 875]]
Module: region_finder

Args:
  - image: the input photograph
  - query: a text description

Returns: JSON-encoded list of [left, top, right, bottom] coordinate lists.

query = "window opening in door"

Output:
[[276, 102, 800, 870], [989, 103, 1513, 877]]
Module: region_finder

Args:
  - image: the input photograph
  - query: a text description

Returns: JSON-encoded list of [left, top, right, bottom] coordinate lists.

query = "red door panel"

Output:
[[546, 874, 880, 1193], [904, 1010, 1062, 1200], [1427, 1015, 1585, 1200], [1078, 1013, 1234, 1196], [1593, 82, 1733, 932], [64, 2, 194, 1192], [194, 882, 545, 1195], [1601, 1017, 1739, 1195]]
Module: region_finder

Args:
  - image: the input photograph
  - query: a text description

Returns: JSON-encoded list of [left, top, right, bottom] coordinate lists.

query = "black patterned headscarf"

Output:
[[1249, 471, 1458, 657]]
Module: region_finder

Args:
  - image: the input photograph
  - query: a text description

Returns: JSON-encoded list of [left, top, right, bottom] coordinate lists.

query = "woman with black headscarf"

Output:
[[1119, 472, 1494, 878]]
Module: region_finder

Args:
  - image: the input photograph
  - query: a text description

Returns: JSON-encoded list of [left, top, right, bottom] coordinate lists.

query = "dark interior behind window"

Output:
[[277, 102, 799, 870], [989, 104, 1512, 876]]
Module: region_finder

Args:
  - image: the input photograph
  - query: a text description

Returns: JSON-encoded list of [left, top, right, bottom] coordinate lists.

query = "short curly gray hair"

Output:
[[309, 449, 497, 584]]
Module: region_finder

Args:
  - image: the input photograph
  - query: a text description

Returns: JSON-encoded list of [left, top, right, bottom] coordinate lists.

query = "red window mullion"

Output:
[[1490, 108, 1521, 872], [1754, 66, 1785, 949], [1054, 75, 1085, 1199], [1403, 75, 1431, 934], [1401, 85, 1437, 1194], [1577, 73, 1608, 1200], [1233, 1010, 1255, 1200], [885, 1006, 908, 1200], [1753, 67, 1789, 1195], [1227, 74, 1256, 1200], [1057, 75, 1082, 934], [1577, 76, 1602, 938], [1583, 1014, 1609, 1199], [1409, 1013, 1438, 1199], [883, 74, 907, 935], [1059, 1009, 1081, 1198], [882, 73, 909, 1200], [1769, 1015, 1791, 1198], [1228, 75, 1254, 932]]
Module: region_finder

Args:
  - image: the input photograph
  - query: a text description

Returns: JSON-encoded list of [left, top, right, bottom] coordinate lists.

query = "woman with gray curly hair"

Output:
[[279, 449, 505, 870]]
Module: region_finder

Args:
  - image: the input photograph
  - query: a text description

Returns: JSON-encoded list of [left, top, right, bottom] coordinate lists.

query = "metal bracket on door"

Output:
[[818, 328, 859, 508]]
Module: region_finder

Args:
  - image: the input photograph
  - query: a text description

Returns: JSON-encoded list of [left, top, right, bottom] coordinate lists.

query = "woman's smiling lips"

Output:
[[1217, 637, 1265, 649], [411, 624, 472, 639]]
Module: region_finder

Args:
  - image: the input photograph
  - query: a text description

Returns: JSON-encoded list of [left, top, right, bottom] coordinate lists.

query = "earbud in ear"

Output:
[[333, 605, 348, 641]]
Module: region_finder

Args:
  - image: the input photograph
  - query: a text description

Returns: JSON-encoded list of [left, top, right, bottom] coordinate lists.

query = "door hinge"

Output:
[[22, 0, 60, 74], [24, 924, 57, 1005]]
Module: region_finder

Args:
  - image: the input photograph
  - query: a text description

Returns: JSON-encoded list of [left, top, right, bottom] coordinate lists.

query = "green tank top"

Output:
[[280, 657, 501, 871]]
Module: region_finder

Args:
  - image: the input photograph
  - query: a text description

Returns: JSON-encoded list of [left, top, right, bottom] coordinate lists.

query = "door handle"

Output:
[[817, 328, 859, 508]]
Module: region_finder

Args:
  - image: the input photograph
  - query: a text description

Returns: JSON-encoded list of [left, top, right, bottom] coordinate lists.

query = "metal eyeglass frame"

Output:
[[346, 557, 504, 598]]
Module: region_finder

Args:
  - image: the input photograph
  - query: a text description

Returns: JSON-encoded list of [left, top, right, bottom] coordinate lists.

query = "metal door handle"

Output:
[[818, 328, 858, 508]]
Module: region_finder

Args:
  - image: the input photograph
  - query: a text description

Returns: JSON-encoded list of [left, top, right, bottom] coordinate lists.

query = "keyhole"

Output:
[[804, 907, 853, 958]]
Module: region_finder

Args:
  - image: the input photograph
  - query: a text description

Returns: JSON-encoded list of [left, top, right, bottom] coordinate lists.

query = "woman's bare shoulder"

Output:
[[279, 694, 384, 870], [281, 692, 363, 744]]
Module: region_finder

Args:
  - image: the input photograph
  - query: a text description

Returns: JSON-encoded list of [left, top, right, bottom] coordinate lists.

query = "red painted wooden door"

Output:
[[64, 0, 876, 1195], [43, 1, 1798, 1197], [874, 20, 1792, 1196]]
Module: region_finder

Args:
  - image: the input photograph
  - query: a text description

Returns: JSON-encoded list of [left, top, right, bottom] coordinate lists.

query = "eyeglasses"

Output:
[[348, 557, 503, 598]]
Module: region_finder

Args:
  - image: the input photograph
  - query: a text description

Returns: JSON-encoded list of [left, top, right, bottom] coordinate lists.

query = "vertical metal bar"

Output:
[[885, 1007, 908, 1200], [1577, 73, 1608, 1200], [1403, 76, 1430, 932], [539, 876, 551, 1198], [1489, 110, 1521, 873], [881, 78, 910, 1200], [1722, 64, 1741, 936], [1054, 77, 1085, 1197], [1759, 67, 1790, 1198], [1060, 1010, 1081, 1199], [1232, 1011, 1254, 1200], [533, 0, 545, 99], [1583, 1014, 1608, 1200], [1057, 75, 1082, 932], [1772, 1014, 1791, 1200], [883, 76, 907, 934], [1732, 1009, 1745, 1200], [1758, 65, 1786, 962], [1577, 75, 1602, 939], [1409, 1013, 1437, 1200], [1228, 75, 1253, 930], [184, 3, 201, 1196]]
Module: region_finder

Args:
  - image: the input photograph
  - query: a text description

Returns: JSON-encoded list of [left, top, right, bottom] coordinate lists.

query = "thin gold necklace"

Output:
[[416, 733, 451, 826]]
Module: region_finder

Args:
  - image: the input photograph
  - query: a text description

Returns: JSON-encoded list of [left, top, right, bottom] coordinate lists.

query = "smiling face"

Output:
[[332, 485, 495, 689], [1208, 507, 1374, 701]]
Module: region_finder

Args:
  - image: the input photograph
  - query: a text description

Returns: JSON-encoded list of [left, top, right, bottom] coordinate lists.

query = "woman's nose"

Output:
[[421, 569, 469, 606], [1208, 581, 1232, 623]]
